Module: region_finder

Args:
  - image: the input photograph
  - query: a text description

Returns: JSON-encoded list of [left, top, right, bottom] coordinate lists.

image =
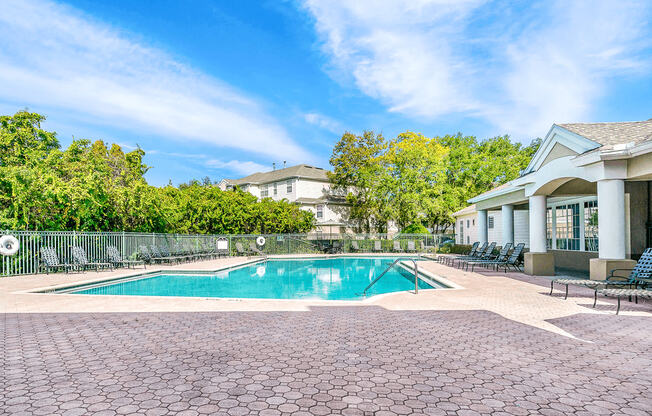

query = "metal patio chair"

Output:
[[106, 246, 145, 269], [373, 241, 383, 253], [461, 243, 513, 272], [40, 247, 76, 274], [491, 243, 525, 273], [72, 246, 113, 272], [442, 242, 481, 266], [551, 248, 652, 300]]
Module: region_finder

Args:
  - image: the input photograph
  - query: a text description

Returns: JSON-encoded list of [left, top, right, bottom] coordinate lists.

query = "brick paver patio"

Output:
[[3, 307, 652, 416]]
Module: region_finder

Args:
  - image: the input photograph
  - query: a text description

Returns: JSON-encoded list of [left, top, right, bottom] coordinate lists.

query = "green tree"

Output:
[[0, 110, 316, 234], [328, 131, 387, 232]]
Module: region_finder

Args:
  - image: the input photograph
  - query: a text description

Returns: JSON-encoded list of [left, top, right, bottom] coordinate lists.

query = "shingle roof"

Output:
[[557, 119, 652, 148], [226, 164, 330, 185], [452, 204, 476, 217]]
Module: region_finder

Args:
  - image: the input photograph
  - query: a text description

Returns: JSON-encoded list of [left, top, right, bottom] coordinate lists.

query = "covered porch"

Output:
[[469, 120, 652, 280]]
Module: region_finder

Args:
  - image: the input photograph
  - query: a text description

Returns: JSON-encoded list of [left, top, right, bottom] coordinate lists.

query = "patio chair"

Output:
[[138, 245, 156, 264], [451, 242, 493, 268], [106, 246, 145, 269], [442, 242, 481, 266], [373, 241, 383, 252], [457, 242, 496, 269], [159, 245, 190, 263], [72, 246, 113, 272], [551, 247, 652, 300], [249, 241, 265, 256], [393, 241, 403, 252], [149, 245, 177, 264], [350, 241, 360, 252], [40, 247, 76, 274], [235, 242, 249, 256], [491, 243, 525, 273], [461, 243, 512, 272], [406, 240, 417, 253], [595, 284, 652, 315]]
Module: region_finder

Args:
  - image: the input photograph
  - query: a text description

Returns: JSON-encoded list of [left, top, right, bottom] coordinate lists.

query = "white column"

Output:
[[597, 179, 626, 259], [477, 210, 488, 244], [529, 195, 547, 253], [501, 204, 514, 246]]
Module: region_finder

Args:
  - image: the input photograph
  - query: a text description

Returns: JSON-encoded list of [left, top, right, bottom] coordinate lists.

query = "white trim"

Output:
[[467, 183, 521, 203], [524, 125, 601, 174], [546, 196, 599, 253]]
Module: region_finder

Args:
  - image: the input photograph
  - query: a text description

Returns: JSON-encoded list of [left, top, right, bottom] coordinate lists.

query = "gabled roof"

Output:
[[557, 119, 652, 148], [225, 164, 330, 186], [452, 204, 476, 217]]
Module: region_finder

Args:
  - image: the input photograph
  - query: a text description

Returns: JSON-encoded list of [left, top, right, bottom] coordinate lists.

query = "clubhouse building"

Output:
[[454, 119, 652, 280]]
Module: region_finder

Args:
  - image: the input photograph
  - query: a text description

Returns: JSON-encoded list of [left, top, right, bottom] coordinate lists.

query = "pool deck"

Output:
[[3, 255, 652, 415], [1, 254, 650, 336]]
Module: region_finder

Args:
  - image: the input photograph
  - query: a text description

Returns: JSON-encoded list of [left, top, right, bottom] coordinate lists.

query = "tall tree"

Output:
[[328, 131, 386, 233]]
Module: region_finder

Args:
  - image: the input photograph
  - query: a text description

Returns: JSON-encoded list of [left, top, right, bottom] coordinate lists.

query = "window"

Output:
[[467, 236, 470, 244], [316, 205, 324, 219], [466, 219, 470, 228], [261, 185, 268, 198], [584, 200, 598, 251], [546, 207, 552, 249], [488, 216, 495, 229], [555, 203, 580, 250], [286, 180, 292, 193], [459, 220, 464, 243], [273, 183, 277, 196], [472, 219, 475, 226]]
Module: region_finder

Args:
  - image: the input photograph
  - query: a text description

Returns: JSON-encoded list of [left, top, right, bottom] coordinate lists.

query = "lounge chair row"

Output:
[[349, 240, 430, 253], [439, 241, 525, 272], [550, 247, 652, 314], [40, 245, 143, 274], [139, 243, 228, 264], [39, 241, 228, 274]]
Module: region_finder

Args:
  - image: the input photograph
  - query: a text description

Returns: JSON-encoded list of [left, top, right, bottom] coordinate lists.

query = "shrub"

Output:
[[401, 223, 429, 234]]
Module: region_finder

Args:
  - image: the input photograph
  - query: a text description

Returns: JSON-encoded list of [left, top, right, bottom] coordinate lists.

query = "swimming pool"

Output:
[[62, 257, 444, 300]]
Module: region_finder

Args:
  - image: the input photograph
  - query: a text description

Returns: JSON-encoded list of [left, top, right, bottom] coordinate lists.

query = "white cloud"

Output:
[[0, 0, 313, 162], [302, 0, 652, 138], [205, 159, 268, 176], [304, 112, 345, 134]]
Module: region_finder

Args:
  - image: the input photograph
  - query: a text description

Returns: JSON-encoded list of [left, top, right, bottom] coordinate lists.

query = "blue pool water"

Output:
[[70, 257, 439, 300]]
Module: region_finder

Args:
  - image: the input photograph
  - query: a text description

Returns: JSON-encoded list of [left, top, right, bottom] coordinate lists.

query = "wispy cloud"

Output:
[[302, 0, 652, 137], [304, 112, 345, 134], [205, 159, 268, 176], [0, 0, 313, 162]]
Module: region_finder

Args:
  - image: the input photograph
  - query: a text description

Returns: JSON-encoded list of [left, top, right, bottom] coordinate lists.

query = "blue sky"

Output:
[[1, 0, 651, 186]]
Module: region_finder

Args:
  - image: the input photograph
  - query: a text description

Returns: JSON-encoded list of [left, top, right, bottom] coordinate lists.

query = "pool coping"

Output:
[[23, 255, 460, 303]]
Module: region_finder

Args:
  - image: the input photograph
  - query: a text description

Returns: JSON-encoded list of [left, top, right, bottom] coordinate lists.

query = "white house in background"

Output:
[[218, 164, 350, 233], [452, 203, 530, 247], [457, 118, 652, 280]]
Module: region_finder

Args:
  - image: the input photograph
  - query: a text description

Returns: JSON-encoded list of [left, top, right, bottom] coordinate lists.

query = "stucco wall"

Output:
[[552, 250, 598, 272], [455, 210, 529, 247], [455, 213, 476, 244]]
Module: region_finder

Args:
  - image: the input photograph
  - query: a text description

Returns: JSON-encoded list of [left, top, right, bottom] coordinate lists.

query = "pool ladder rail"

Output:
[[361, 257, 420, 297]]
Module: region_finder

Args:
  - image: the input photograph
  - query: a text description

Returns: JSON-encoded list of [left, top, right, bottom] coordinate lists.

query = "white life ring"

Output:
[[256, 236, 266, 246], [0, 235, 20, 256]]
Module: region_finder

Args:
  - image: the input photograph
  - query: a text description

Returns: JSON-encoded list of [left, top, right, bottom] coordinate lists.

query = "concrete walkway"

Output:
[[2, 255, 651, 415]]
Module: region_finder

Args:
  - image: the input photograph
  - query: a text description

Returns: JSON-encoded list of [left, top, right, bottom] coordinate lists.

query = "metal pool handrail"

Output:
[[362, 257, 420, 297]]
